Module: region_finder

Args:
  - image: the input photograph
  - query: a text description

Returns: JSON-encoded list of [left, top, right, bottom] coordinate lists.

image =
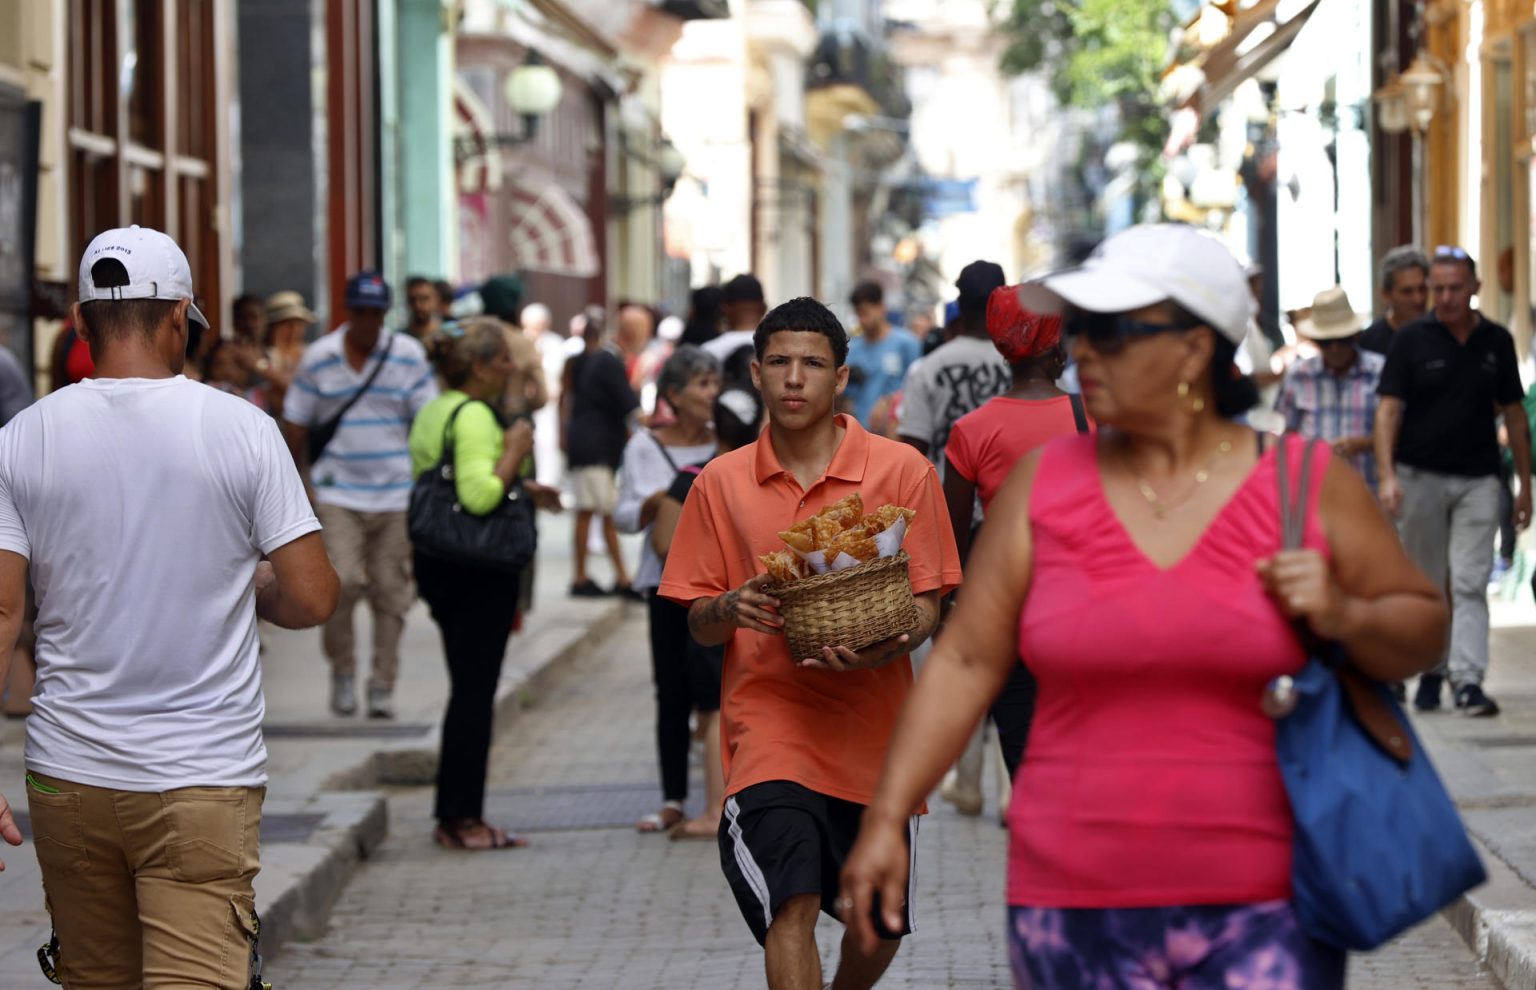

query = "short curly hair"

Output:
[[752, 297, 849, 366]]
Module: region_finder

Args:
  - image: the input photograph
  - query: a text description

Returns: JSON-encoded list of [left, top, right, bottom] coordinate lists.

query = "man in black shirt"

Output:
[[1360, 245, 1429, 356], [561, 307, 641, 598], [1375, 247, 1530, 716]]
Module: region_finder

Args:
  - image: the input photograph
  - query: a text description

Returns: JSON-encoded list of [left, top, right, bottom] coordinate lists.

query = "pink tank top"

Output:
[[1007, 432, 1329, 908]]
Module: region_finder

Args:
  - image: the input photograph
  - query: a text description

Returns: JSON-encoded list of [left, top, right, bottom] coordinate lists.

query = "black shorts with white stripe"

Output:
[[717, 779, 917, 947]]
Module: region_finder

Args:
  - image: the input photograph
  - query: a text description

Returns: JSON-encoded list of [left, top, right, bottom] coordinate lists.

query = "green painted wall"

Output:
[[395, 0, 453, 282]]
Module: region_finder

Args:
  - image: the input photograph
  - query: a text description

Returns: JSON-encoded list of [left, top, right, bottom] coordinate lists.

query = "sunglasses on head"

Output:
[[1434, 245, 1470, 261], [1063, 309, 1202, 355]]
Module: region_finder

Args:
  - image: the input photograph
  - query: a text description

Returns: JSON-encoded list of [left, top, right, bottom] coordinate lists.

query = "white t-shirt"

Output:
[[701, 329, 756, 364], [614, 432, 716, 590], [0, 377, 320, 790], [897, 335, 1011, 467], [282, 328, 438, 512]]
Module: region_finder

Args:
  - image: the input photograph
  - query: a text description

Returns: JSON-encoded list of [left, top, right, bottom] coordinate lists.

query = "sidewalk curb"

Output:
[[326, 599, 629, 790], [255, 792, 389, 955], [254, 599, 629, 962], [1444, 834, 1536, 989]]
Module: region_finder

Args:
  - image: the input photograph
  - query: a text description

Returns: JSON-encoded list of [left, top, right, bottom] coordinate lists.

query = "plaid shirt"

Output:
[[1275, 351, 1385, 489]]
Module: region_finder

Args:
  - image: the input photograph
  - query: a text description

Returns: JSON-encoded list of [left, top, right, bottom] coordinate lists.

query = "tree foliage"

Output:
[[999, 0, 1176, 152]]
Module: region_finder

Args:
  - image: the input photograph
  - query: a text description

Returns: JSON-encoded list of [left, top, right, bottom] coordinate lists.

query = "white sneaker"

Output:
[[939, 767, 983, 816], [330, 674, 357, 716], [366, 685, 394, 719]]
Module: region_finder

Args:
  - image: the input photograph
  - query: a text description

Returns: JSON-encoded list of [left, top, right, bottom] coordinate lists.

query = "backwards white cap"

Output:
[[78, 225, 209, 329]]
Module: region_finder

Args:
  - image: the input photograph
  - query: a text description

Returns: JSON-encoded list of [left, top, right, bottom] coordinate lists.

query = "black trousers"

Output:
[[647, 591, 723, 804], [989, 661, 1037, 781], [415, 551, 520, 823]]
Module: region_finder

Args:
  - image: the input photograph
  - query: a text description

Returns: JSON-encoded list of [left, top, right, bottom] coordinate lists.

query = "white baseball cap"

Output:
[[1036, 224, 1253, 346], [78, 225, 209, 329]]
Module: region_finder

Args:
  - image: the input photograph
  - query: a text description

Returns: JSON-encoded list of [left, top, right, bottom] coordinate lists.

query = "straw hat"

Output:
[[1295, 286, 1368, 340], [265, 290, 315, 325]]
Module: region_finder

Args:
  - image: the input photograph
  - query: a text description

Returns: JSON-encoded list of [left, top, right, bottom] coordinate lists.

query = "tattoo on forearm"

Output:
[[691, 590, 740, 636]]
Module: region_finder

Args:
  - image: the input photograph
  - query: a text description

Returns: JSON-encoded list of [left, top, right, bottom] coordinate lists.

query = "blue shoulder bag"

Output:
[[1269, 438, 1485, 951]]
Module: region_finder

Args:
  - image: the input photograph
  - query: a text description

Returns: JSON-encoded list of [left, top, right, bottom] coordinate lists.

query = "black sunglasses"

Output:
[[1064, 309, 1202, 355], [1316, 335, 1360, 349]]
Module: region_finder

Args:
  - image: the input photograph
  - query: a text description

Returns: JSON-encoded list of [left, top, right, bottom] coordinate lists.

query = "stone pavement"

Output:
[[265, 613, 1506, 989], [0, 511, 635, 984]]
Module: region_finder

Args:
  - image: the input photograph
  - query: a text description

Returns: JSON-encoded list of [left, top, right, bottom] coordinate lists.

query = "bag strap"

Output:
[[1275, 435, 1317, 551], [1069, 393, 1089, 435], [648, 431, 679, 473], [1276, 436, 1414, 763], [438, 396, 495, 464], [322, 332, 395, 432]]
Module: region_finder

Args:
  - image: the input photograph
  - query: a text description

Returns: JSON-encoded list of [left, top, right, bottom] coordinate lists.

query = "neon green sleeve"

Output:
[[450, 400, 508, 515]]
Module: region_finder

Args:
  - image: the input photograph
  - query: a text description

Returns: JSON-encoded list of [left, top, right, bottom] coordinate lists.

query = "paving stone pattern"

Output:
[[266, 617, 1502, 989]]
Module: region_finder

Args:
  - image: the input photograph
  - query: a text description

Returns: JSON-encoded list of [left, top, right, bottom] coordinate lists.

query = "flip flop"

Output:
[[636, 801, 685, 834], [433, 821, 528, 851]]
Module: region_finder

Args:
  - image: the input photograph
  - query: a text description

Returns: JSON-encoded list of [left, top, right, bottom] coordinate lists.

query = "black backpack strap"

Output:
[[325, 332, 396, 429], [1068, 393, 1089, 435]]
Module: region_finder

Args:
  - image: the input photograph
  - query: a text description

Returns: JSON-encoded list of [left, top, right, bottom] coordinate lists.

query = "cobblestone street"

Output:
[[265, 614, 1503, 989]]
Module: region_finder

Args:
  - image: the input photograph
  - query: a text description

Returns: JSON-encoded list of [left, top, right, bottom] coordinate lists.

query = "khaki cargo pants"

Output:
[[25, 772, 263, 989]]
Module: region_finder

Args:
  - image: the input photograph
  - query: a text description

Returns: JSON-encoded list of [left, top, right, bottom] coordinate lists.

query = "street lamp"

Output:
[[611, 137, 690, 212], [453, 53, 564, 165], [1400, 53, 1445, 132], [1372, 78, 1410, 135], [1397, 52, 1446, 248]]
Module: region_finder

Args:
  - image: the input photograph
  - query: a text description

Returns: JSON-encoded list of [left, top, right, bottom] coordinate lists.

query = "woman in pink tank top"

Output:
[[839, 226, 1447, 990]]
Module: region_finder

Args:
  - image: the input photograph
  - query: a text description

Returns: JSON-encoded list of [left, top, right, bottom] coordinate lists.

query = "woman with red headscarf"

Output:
[[942, 283, 1089, 783]]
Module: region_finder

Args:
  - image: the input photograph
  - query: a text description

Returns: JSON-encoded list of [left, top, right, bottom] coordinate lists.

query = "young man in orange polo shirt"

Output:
[[659, 297, 961, 989]]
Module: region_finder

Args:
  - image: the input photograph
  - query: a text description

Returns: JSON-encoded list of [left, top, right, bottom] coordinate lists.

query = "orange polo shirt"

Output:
[[658, 414, 962, 806]]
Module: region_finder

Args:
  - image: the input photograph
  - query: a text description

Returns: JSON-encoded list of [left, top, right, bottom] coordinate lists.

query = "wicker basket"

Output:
[[771, 551, 919, 660]]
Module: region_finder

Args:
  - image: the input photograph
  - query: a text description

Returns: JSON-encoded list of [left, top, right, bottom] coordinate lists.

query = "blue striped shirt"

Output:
[[281, 328, 438, 512]]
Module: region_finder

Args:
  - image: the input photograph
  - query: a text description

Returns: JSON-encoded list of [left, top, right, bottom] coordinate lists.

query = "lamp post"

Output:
[[453, 53, 564, 165], [1401, 52, 1444, 247], [611, 137, 689, 213]]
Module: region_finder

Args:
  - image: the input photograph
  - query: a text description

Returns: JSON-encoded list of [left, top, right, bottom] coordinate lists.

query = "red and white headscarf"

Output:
[[986, 284, 1062, 363]]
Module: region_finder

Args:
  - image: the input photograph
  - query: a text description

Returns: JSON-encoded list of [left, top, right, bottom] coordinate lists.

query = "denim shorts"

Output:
[[1008, 900, 1346, 990]]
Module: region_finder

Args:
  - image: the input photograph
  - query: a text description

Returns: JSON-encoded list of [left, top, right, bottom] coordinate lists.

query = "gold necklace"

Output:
[[1128, 437, 1234, 519]]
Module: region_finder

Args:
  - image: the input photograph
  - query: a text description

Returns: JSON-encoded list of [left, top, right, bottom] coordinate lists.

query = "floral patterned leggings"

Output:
[[1008, 901, 1346, 990]]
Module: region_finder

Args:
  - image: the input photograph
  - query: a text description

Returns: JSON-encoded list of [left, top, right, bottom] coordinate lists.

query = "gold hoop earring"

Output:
[[1177, 380, 1206, 414]]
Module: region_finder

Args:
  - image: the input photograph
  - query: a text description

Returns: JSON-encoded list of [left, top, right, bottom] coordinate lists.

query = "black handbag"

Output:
[[407, 399, 536, 573]]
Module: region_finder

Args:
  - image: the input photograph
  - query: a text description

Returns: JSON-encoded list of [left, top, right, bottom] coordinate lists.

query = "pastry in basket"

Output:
[[766, 492, 916, 582], [759, 549, 808, 585]]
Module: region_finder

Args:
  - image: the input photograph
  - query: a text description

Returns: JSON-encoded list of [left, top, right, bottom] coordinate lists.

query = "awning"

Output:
[[1183, 0, 1322, 117], [506, 183, 601, 279]]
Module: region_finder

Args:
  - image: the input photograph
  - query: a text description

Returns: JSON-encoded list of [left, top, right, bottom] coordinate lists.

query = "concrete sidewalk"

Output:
[[0, 512, 639, 982], [1428, 591, 1536, 989]]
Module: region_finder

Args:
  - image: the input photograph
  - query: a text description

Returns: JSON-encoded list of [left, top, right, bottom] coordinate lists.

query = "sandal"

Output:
[[433, 819, 528, 851], [636, 800, 685, 834]]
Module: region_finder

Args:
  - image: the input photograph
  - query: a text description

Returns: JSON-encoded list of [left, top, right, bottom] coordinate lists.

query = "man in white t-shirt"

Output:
[[0, 226, 337, 987], [282, 271, 438, 718], [898, 260, 1011, 466], [702, 273, 768, 376]]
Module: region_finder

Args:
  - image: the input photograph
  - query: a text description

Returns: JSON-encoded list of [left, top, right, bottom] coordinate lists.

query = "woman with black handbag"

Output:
[[408, 319, 557, 850]]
